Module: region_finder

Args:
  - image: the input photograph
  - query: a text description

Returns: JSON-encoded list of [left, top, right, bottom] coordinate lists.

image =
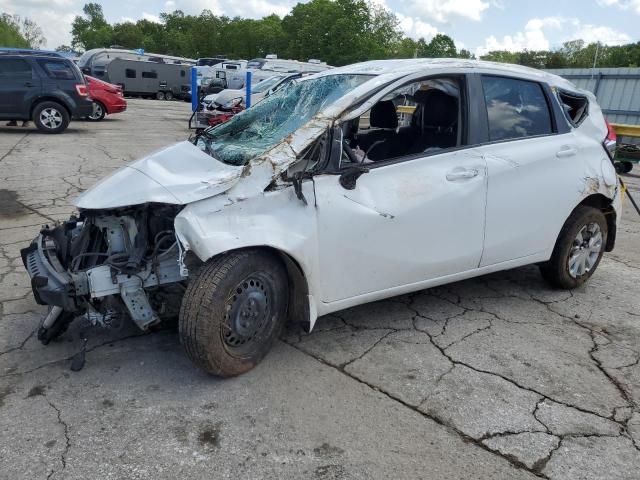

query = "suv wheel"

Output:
[[540, 205, 608, 289], [179, 249, 288, 377], [87, 101, 105, 121], [33, 101, 70, 134]]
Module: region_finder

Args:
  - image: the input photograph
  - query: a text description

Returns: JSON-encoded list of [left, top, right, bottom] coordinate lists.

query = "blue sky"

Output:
[[4, 0, 640, 55]]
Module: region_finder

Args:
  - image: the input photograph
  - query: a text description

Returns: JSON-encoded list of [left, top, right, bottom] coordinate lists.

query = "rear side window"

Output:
[[557, 90, 588, 126], [482, 76, 553, 142], [36, 59, 77, 80], [0, 58, 32, 79], [125, 69, 136, 78], [142, 71, 157, 79]]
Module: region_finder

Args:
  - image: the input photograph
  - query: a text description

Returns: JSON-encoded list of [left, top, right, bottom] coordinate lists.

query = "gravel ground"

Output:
[[1, 99, 639, 479]]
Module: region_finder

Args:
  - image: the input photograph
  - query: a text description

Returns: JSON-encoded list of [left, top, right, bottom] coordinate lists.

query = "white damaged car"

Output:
[[22, 59, 622, 376]]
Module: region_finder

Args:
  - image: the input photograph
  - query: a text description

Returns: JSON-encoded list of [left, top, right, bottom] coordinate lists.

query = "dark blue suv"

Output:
[[0, 50, 93, 133]]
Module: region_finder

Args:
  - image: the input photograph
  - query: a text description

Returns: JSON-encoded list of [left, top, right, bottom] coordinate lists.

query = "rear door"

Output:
[[0, 57, 40, 119], [472, 75, 579, 266]]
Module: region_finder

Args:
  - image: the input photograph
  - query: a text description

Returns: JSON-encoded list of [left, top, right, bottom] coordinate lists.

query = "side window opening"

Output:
[[142, 71, 158, 79], [557, 90, 588, 127], [340, 77, 463, 167], [0, 58, 32, 79], [125, 69, 136, 78], [481, 76, 553, 142], [36, 59, 76, 80]]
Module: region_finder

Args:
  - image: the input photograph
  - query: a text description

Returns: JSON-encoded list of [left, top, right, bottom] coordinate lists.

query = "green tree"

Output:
[[423, 34, 457, 58], [0, 13, 45, 48], [0, 14, 29, 48], [71, 3, 114, 50]]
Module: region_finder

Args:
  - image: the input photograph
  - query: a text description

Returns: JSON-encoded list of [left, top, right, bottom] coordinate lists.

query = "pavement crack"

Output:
[[0, 326, 37, 357], [340, 330, 396, 369], [44, 397, 70, 479]]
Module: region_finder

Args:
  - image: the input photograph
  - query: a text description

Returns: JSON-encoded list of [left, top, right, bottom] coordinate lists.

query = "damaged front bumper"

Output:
[[21, 210, 188, 332]]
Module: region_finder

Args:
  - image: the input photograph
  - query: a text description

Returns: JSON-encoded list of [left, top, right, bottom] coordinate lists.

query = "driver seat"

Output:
[[356, 100, 398, 161]]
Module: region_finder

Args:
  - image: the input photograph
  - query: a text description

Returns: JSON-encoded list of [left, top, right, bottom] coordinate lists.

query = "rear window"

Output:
[[482, 76, 553, 142], [0, 58, 32, 79], [36, 59, 77, 80], [557, 90, 588, 126]]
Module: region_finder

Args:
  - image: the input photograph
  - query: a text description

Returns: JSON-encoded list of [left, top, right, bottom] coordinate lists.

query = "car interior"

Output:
[[341, 77, 463, 166]]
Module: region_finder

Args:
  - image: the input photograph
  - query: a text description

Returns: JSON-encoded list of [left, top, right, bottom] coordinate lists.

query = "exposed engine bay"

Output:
[[21, 204, 188, 342]]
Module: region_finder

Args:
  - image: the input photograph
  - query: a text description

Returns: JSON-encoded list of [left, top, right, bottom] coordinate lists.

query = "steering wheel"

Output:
[[365, 139, 387, 160]]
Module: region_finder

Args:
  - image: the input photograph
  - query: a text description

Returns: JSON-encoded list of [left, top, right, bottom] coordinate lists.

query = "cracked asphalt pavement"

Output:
[[1, 100, 640, 479]]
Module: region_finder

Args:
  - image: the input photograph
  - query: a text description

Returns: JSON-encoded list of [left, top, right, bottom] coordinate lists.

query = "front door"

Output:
[[0, 57, 39, 119], [314, 148, 487, 303]]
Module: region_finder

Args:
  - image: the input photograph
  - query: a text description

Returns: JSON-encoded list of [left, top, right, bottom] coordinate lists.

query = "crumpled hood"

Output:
[[75, 141, 243, 209]]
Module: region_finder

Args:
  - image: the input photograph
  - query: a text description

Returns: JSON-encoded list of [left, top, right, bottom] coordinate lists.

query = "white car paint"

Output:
[[73, 58, 621, 332]]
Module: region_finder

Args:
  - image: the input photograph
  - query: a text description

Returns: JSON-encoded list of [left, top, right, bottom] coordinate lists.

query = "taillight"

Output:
[[603, 119, 617, 159], [75, 84, 89, 97], [605, 119, 617, 142]]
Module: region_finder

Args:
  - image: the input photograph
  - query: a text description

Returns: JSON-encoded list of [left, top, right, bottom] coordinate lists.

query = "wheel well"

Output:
[[30, 97, 71, 120], [578, 194, 616, 252], [193, 246, 311, 331]]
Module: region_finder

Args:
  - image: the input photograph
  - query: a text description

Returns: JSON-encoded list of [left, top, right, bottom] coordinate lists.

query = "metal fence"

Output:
[[545, 68, 640, 125]]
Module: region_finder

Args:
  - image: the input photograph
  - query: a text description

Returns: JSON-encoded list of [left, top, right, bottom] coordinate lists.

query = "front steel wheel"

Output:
[[540, 205, 608, 289], [179, 250, 288, 376]]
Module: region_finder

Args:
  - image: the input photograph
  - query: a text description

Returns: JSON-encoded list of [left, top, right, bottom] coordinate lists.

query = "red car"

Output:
[[85, 75, 127, 121]]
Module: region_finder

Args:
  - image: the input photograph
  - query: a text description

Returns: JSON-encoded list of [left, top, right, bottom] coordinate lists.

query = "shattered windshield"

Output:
[[197, 74, 372, 166]]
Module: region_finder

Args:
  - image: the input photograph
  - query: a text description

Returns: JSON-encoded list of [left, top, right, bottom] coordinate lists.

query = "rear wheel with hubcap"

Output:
[[87, 101, 105, 121], [33, 101, 70, 133], [540, 205, 608, 289], [179, 249, 288, 376]]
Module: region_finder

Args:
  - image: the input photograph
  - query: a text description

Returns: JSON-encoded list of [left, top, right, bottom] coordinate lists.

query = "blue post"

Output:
[[245, 71, 252, 109], [190, 67, 198, 112]]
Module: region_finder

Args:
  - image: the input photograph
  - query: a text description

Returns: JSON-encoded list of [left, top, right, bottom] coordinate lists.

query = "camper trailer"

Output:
[[77, 48, 195, 78], [105, 58, 192, 99], [247, 55, 329, 73]]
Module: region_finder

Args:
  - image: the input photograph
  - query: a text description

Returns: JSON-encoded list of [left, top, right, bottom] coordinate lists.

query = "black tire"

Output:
[[539, 205, 608, 289], [156, 91, 165, 100], [33, 101, 70, 134], [179, 249, 288, 377], [164, 91, 174, 101], [87, 101, 106, 121], [622, 161, 634, 174]]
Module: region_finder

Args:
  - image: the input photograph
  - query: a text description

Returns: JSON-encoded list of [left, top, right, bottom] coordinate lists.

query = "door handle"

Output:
[[556, 145, 578, 158], [446, 168, 479, 181]]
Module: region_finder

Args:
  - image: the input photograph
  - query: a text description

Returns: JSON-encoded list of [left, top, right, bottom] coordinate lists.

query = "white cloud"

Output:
[[597, 0, 640, 14], [570, 24, 631, 45], [476, 16, 632, 56], [142, 12, 162, 23], [401, 0, 490, 23], [397, 13, 439, 40]]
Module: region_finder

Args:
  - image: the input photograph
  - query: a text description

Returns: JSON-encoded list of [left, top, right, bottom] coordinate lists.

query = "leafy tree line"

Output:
[[69, 1, 469, 65], [481, 40, 640, 69]]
